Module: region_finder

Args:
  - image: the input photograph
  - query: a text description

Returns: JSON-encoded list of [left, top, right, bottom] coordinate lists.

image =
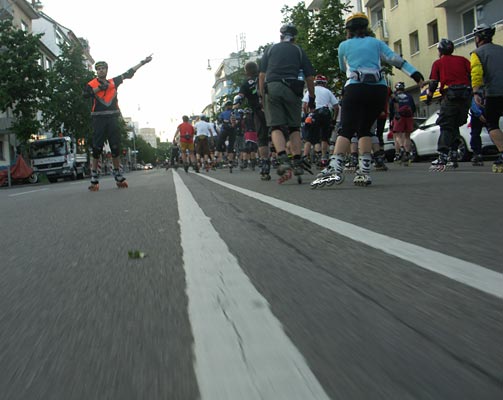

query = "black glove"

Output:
[[141, 55, 153, 65], [411, 71, 424, 84], [98, 80, 109, 91], [308, 96, 316, 110]]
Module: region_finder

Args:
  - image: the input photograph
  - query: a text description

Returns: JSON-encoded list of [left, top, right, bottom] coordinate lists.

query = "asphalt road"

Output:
[[0, 162, 502, 400]]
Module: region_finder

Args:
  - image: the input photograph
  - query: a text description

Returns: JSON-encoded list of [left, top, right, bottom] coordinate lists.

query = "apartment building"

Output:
[[365, 0, 503, 113], [0, 0, 41, 168], [139, 127, 158, 149], [208, 51, 260, 116], [0, 0, 96, 168]]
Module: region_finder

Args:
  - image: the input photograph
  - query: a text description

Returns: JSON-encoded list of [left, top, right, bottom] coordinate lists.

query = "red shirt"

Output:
[[178, 122, 195, 143], [429, 55, 471, 92]]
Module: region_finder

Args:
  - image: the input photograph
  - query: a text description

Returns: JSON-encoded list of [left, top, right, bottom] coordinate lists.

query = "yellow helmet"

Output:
[[345, 12, 369, 30]]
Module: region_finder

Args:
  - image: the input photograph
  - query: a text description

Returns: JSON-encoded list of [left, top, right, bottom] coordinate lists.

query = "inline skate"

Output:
[[88, 170, 100, 191], [310, 154, 345, 189], [429, 153, 448, 172], [344, 152, 358, 173], [260, 159, 271, 180], [353, 153, 372, 187], [373, 151, 388, 171], [113, 169, 128, 189], [471, 154, 484, 166], [492, 153, 503, 173]]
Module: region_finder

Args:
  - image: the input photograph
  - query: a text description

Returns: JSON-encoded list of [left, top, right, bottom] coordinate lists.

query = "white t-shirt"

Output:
[[194, 121, 216, 137], [302, 86, 339, 110]]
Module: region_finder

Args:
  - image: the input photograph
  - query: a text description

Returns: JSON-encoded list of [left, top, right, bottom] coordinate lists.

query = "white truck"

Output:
[[29, 136, 88, 183]]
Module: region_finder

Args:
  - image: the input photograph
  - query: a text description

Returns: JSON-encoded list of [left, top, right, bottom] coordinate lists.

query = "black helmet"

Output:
[[473, 23, 495, 41], [94, 61, 108, 70], [345, 13, 369, 30], [395, 82, 405, 91], [280, 23, 298, 37], [437, 38, 454, 55]]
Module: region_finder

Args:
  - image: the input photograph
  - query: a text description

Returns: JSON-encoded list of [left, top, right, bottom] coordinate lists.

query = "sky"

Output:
[[40, 0, 303, 141]]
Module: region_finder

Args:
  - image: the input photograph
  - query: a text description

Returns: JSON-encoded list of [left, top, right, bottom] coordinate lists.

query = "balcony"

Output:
[[434, 0, 468, 7], [453, 19, 503, 48], [365, 0, 383, 8]]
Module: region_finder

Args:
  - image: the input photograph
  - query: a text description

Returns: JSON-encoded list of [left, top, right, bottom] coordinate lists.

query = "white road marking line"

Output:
[[194, 173, 503, 300], [8, 188, 48, 197], [173, 171, 331, 400]]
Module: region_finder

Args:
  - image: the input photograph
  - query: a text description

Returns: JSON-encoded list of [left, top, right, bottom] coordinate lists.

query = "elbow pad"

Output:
[[122, 68, 136, 79], [382, 54, 405, 69]]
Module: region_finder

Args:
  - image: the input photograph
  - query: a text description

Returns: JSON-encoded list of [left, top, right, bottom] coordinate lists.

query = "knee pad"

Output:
[[92, 147, 103, 159]]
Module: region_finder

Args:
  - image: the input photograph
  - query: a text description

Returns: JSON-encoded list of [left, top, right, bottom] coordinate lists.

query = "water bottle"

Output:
[[297, 69, 305, 81]]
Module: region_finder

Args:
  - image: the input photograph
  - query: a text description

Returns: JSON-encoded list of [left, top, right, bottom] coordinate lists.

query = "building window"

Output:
[[427, 20, 439, 46], [55, 30, 64, 46], [462, 8, 476, 36], [409, 31, 420, 55], [371, 6, 384, 25], [390, 0, 398, 9], [394, 40, 402, 57]]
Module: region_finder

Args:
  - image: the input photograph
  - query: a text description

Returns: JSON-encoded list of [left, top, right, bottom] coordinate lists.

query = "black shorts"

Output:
[[216, 126, 236, 153], [485, 96, 503, 131], [340, 84, 388, 140], [92, 115, 120, 150], [245, 141, 258, 153]]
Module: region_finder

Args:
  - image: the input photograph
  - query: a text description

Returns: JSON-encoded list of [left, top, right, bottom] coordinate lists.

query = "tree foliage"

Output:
[[0, 19, 48, 142], [280, 0, 352, 93], [43, 43, 94, 142]]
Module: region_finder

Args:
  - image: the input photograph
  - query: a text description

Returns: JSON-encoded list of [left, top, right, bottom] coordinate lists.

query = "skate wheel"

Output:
[[310, 181, 319, 189]]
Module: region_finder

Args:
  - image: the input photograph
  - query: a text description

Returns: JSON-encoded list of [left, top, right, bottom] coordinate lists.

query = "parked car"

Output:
[[410, 112, 499, 161], [144, 163, 153, 170]]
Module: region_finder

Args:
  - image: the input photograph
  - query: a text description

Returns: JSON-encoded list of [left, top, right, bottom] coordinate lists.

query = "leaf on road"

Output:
[[128, 250, 146, 259]]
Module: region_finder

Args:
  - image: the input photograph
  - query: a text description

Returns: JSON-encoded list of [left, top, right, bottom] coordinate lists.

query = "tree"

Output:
[[43, 43, 94, 142], [0, 19, 48, 143], [134, 135, 155, 164], [280, 0, 352, 93]]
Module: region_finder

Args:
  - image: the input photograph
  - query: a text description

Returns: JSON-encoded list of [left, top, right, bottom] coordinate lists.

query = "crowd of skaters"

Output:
[[168, 15, 503, 185]]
